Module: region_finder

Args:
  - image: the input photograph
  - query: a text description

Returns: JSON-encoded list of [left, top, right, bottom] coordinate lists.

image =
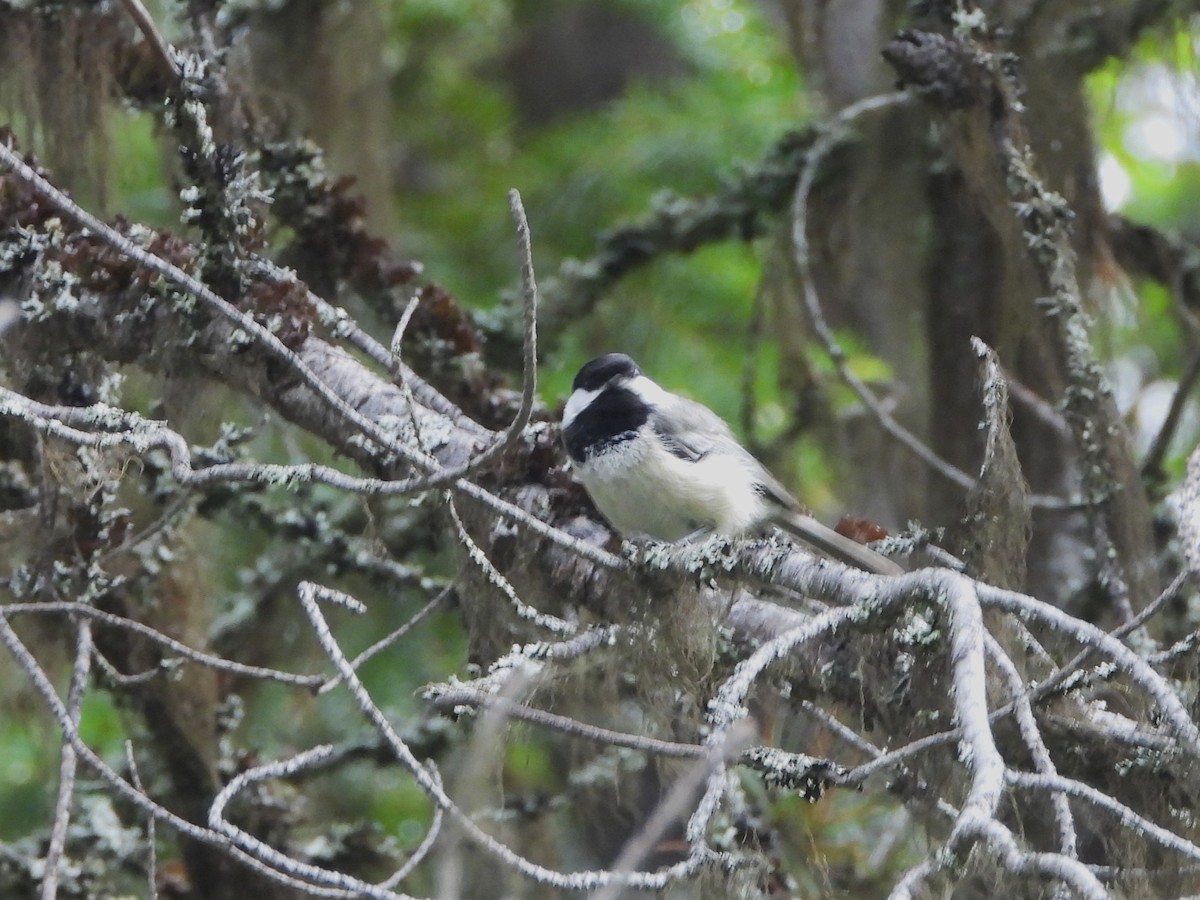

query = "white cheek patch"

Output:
[[562, 387, 600, 429]]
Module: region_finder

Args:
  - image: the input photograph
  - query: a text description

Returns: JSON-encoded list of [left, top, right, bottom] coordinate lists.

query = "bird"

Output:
[[560, 352, 902, 576]]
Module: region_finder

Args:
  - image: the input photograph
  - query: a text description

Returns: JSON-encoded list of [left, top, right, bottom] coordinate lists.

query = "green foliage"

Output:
[[764, 786, 927, 898], [503, 733, 557, 792], [0, 715, 51, 839], [109, 111, 174, 225], [549, 244, 765, 407], [367, 0, 834, 515], [77, 690, 125, 757], [389, 0, 802, 305], [1087, 37, 1200, 477]]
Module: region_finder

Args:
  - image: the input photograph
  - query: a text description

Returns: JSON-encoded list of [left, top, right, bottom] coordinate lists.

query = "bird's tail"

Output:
[[774, 511, 904, 576]]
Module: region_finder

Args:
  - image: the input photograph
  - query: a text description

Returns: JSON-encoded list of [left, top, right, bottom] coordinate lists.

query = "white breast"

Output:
[[573, 430, 771, 540]]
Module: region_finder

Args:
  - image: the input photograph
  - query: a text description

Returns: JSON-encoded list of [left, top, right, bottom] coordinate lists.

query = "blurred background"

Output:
[[3, 0, 1200, 895]]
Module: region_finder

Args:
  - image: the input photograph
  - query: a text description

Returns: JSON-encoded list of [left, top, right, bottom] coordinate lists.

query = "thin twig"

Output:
[[1005, 370, 1072, 440], [41, 619, 93, 900], [0, 606, 364, 896], [290, 582, 701, 892], [1024, 569, 1191, 704], [846, 571, 1196, 785], [90, 646, 164, 687], [428, 686, 707, 759], [0, 383, 625, 571], [500, 188, 540, 453], [0, 145, 622, 571], [1, 601, 324, 689], [1009, 771, 1200, 863], [798, 701, 959, 823], [1141, 347, 1200, 480], [125, 742, 158, 900], [979, 584, 1200, 752], [369, 188, 544, 487], [379, 763, 443, 890], [318, 584, 453, 695], [389, 295, 423, 361], [247, 256, 484, 435], [591, 720, 756, 900], [208, 745, 407, 898], [790, 92, 974, 493], [96, 494, 193, 567], [985, 635, 1077, 858], [115, 0, 181, 81], [788, 92, 1069, 510], [688, 603, 863, 867], [447, 498, 574, 634]]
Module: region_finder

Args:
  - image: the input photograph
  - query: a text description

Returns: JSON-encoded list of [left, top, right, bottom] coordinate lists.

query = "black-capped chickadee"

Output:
[[561, 353, 903, 576]]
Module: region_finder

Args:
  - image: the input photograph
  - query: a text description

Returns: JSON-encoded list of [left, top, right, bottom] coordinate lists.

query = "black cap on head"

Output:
[[572, 353, 642, 392]]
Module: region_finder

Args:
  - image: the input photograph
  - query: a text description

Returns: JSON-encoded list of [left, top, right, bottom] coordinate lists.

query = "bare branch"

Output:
[[448, 498, 573, 633], [0, 383, 624, 571], [318, 584, 453, 696], [379, 763, 444, 890], [41, 619, 93, 900], [0, 603, 368, 896], [979, 584, 1200, 752], [791, 92, 974, 494], [593, 720, 757, 900], [1, 602, 324, 689], [125, 742, 158, 900], [1141, 348, 1200, 480], [115, 0, 180, 81], [985, 635, 1077, 857], [1008, 771, 1200, 864], [427, 685, 707, 759], [292, 582, 701, 892], [209, 744, 407, 898]]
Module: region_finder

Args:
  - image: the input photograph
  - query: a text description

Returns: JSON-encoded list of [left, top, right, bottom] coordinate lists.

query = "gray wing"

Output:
[[647, 394, 802, 510], [650, 394, 902, 574], [646, 394, 730, 461]]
